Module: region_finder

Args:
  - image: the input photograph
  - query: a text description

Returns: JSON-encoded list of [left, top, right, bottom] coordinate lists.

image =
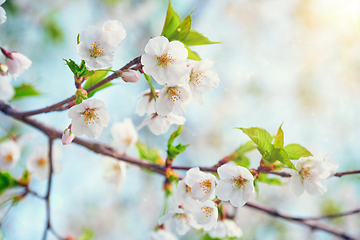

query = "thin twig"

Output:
[[293, 208, 360, 220]]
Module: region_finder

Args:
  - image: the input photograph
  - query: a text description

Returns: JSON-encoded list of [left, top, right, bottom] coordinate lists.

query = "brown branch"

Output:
[[10, 56, 141, 117], [245, 201, 360, 240], [261, 170, 360, 178], [293, 208, 360, 221], [0, 101, 358, 240]]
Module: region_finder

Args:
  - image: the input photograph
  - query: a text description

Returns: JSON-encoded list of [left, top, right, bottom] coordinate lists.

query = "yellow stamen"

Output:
[[156, 53, 174, 67]]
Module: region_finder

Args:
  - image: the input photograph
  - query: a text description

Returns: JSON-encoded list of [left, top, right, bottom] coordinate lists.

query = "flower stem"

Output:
[[144, 74, 157, 101]]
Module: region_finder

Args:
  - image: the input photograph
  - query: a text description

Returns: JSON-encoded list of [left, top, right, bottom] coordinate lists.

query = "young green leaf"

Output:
[[182, 30, 220, 46], [270, 148, 295, 169], [168, 13, 192, 41], [231, 154, 251, 168], [83, 68, 113, 97], [238, 127, 272, 143], [136, 141, 161, 164], [235, 141, 256, 155], [256, 173, 282, 185], [0, 171, 19, 196], [273, 124, 284, 149], [161, 0, 181, 38], [283, 144, 312, 160], [12, 84, 41, 101], [79, 228, 95, 240], [185, 46, 201, 60], [167, 125, 189, 159]]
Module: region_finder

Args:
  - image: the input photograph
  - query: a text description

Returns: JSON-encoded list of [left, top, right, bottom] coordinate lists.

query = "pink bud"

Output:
[[4, 50, 32, 79], [0, 63, 8, 75], [121, 70, 140, 83], [62, 129, 75, 145]]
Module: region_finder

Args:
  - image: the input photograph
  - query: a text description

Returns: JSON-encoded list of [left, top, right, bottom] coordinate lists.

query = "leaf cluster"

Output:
[[167, 125, 189, 160], [63, 59, 94, 79]]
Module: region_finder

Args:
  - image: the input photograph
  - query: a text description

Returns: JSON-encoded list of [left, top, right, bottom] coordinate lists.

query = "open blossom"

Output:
[[156, 84, 190, 116], [288, 156, 336, 197], [0, 75, 14, 102], [68, 98, 110, 139], [0, 0, 6, 25], [137, 113, 185, 135], [102, 156, 126, 190], [208, 219, 243, 239], [110, 118, 138, 154], [77, 25, 116, 70], [135, 89, 159, 116], [215, 162, 255, 207], [102, 20, 126, 46], [187, 59, 220, 105], [144, 229, 178, 240], [121, 70, 140, 83], [184, 167, 217, 202], [193, 200, 218, 231], [0, 140, 20, 169], [27, 145, 62, 180], [158, 207, 200, 235], [141, 36, 189, 85], [1, 48, 32, 79]]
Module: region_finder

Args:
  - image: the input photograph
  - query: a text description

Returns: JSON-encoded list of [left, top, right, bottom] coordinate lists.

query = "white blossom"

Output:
[[156, 84, 190, 116], [102, 20, 126, 47], [110, 118, 138, 154], [0, 75, 14, 102], [121, 70, 140, 83], [144, 229, 178, 240], [0, 140, 20, 169], [193, 200, 218, 231], [208, 219, 243, 239], [27, 145, 62, 180], [288, 156, 335, 197], [173, 179, 199, 210], [68, 98, 110, 139], [0, 63, 8, 75], [135, 89, 158, 116], [158, 207, 200, 235], [184, 167, 217, 202], [0, 0, 6, 25], [137, 113, 185, 135], [141, 36, 189, 85], [77, 25, 116, 70], [102, 156, 126, 190], [215, 162, 255, 207], [2, 50, 32, 79], [187, 59, 220, 105]]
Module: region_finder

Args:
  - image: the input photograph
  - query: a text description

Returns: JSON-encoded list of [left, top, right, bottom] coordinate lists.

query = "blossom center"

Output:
[[199, 179, 212, 193], [113, 163, 121, 171], [82, 108, 99, 125], [89, 42, 104, 58], [231, 176, 247, 189], [201, 206, 213, 218], [191, 71, 206, 87], [186, 185, 192, 194], [167, 87, 181, 102], [301, 167, 315, 182], [37, 157, 47, 167], [124, 136, 132, 144], [156, 53, 174, 67], [4, 153, 13, 162], [176, 213, 189, 224]]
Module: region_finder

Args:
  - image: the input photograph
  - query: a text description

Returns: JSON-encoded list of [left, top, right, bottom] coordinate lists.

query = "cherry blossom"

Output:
[[110, 118, 138, 154], [215, 162, 255, 207], [27, 145, 62, 180], [156, 84, 190, 116], [184, 167, 217, 202], [1, 48, 32, 79], [193, 200, 218, 231], [144, 229, 178, 240], [208, 219, 243, 238], [121, 70, 140, 83], [187, 59, 220, 105], [0, 75, 14, 102], [102, 20, 126, 46], [0, 0, 6, 25], [158, 207, 200, 235], [288, 156, 335, 197], [135, 89, 158, 117], [141, 36, 189, 85], [137, 113, 185, 135], [0, 140, 20, 169], [68, 98, 110, 139], [173, 179, 199, 210], [102, 156, 126, 190], [77, 25, 116, 70], [62, 128, 75, 145], [0, 63, 8, 75]]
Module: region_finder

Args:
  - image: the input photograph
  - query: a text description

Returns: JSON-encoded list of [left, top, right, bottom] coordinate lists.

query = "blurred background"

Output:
[[0, 0, 360, 239]]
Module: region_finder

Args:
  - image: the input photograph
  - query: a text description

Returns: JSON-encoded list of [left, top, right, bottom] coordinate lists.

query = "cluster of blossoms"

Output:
[[158, 162, 248, 237], [137, 36, 220, 135]]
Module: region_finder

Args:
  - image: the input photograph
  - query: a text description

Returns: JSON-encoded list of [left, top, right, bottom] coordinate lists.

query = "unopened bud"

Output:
[[121, 70, 140, 83], [75, 88, 88, 104], [163, 180, 174, 196], [165, 168, 178, 179], [0, 47, 12, 59], [18, 170, 31, 186], [62, 128, 75, 145], [0, 63, 8, 75]]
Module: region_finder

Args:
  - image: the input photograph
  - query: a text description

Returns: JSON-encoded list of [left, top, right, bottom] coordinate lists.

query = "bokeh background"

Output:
[[0, 0, 360, 239]]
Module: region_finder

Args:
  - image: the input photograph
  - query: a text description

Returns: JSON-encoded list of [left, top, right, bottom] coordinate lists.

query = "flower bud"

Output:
[[62, 129, 75, 145], [75, 88, 88, 104], [0, 63, 8, 75], [163, 180, 174, 197], [18, 170, 31, 186], [121, 70, 140, 83], [1, 48, 32, 79]]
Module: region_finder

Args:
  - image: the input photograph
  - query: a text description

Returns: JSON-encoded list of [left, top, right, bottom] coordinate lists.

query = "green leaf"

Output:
[[231, 154, 250, 168], [79, 228, 94, 240], [0, 171, 19, 196], [185, 46, 201, 60], [256, 173, 282, 185], [283, 144, 312, 160], [136, 141, 161, 164], [161, 0, 181, 38], [235, 141, 256, 155], [168, 12, 192, 41], [77, 34, 80, 44], [182, 30, 220, 46], [167, 125, 189, 159], [270, 148, 295, 169], [12, 84, 41, 101], [274, 123, 284, 149], [64, 59, 80, 74], [83, 68, 112, 97], [144, 74, 157, 101], [238, 127, 272, 143]]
